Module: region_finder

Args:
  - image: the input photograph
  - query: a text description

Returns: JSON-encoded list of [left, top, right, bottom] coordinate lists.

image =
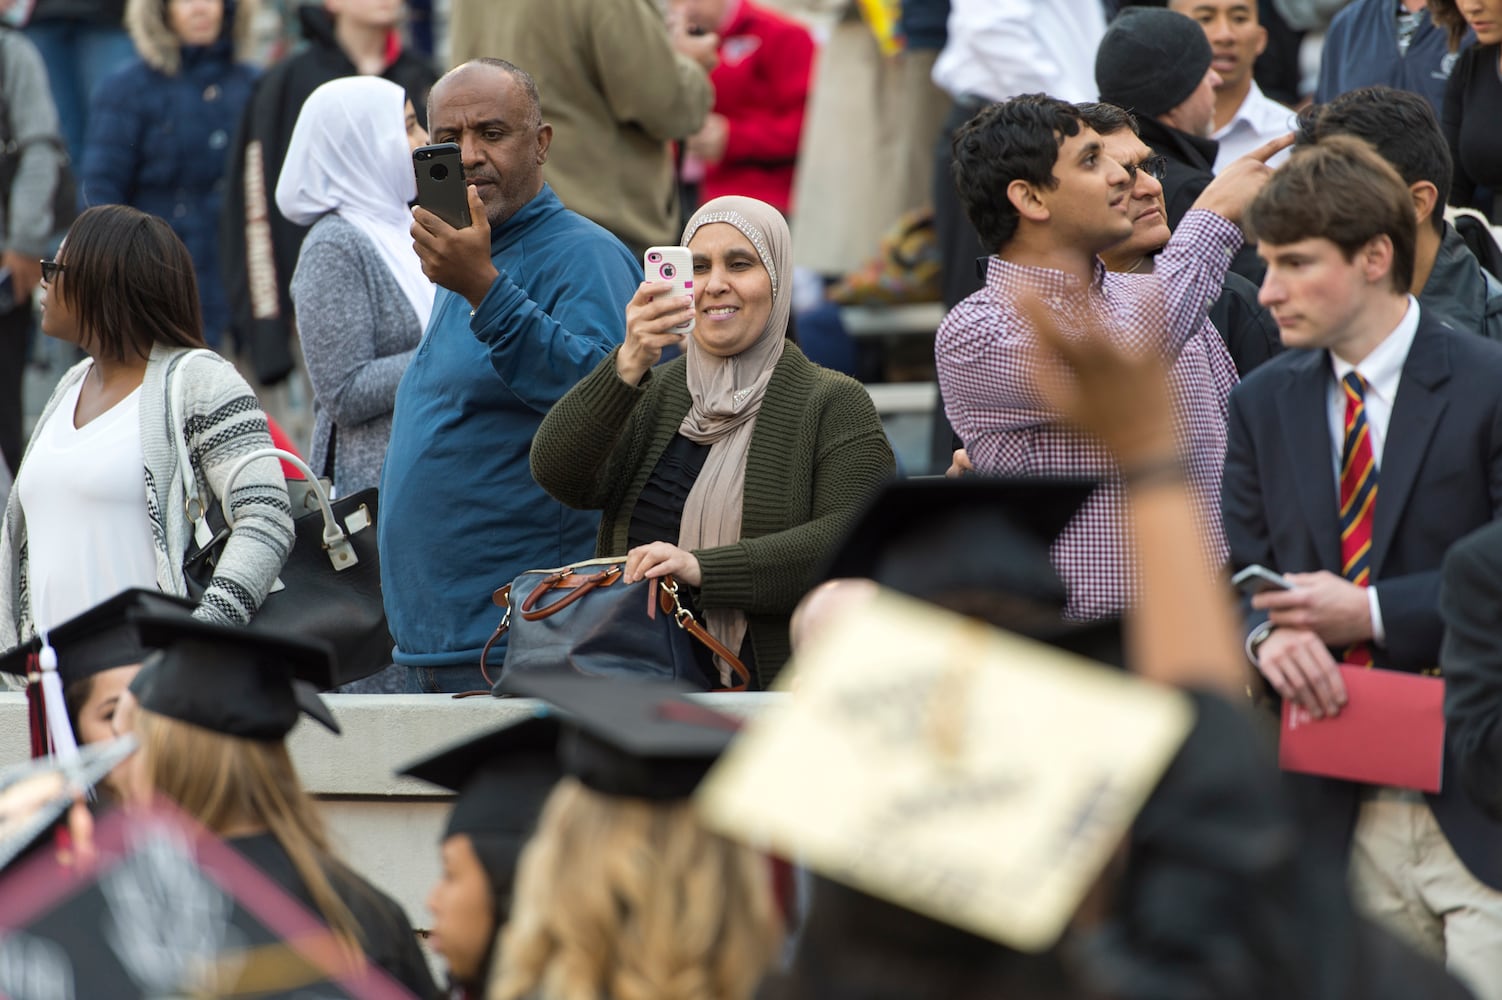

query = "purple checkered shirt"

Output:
[[936, 209, 1242, 620]]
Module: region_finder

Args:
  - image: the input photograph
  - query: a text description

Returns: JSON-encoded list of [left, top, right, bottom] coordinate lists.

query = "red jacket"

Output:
[[701, 0, 815, 214]]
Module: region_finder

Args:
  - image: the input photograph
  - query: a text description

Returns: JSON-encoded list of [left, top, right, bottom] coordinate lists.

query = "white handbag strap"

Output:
[[166, 349, 223, 549], [223, 447, 360, 570]]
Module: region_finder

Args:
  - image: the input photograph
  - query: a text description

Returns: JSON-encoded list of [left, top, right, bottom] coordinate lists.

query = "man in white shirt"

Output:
[[931, 0, 1107, 106], [931, 0, 1113, 308], [1222, 135, 1502, 1000], [1169, 0, 1295, 170]]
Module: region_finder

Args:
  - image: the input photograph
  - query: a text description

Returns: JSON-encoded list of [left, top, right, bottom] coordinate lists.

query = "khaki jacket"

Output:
[[449, 0, 712, 256]]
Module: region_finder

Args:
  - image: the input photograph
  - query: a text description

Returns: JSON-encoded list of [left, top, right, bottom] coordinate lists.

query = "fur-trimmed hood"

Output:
[[126, 0, 259, 75]]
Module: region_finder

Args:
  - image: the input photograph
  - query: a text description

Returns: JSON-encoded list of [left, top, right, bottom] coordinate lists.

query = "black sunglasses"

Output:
[[1124, 154, 1169, 184], [39, 259, 65, 284]]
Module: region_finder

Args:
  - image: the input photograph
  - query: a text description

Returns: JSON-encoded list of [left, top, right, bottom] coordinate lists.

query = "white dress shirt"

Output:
[[1211, 82, 1296, 172], [1325, 296, 1422, 646], [931, 0, 1106, 104]]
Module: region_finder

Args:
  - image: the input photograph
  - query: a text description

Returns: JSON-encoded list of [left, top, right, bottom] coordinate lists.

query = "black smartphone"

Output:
[[412, 142, 471, 230]]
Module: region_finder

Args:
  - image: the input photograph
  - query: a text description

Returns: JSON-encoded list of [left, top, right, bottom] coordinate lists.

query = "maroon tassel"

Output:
[[25, 652, 46, 759]]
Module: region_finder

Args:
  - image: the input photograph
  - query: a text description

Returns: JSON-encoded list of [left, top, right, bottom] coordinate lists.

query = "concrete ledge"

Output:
[[1, 691, 783, 933]]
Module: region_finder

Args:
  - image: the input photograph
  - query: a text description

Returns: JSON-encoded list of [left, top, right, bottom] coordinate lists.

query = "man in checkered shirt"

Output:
[[936, 94, 1289, 620]]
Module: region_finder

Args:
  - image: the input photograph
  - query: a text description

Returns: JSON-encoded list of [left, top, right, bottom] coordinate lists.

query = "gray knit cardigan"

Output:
[[289, 214, 422, 494], [0, 345, 295, 653]]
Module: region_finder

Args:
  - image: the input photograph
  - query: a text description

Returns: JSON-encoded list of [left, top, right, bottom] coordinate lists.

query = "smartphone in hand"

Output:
[[644, 246, 695, 333], [413, 143, 471, 230], [1232, 564, 1295, 596]]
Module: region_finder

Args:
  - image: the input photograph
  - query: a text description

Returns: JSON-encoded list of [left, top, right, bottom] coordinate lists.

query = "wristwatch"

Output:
[[1246, 620, 1277, 664]]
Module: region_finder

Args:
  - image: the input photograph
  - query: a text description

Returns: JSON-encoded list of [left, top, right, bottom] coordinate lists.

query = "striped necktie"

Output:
[[1339, 372, 1377, 667]]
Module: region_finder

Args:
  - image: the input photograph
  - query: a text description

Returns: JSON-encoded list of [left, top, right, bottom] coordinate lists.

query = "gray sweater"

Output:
[[1, 29, 67, 257], [289, 214, 422, 495]]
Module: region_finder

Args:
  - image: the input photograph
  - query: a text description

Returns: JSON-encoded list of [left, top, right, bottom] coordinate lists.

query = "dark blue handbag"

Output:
[[481, 557, 750, 692]]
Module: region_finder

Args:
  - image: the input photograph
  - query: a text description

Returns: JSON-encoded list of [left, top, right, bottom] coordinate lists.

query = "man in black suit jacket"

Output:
[[1440, 521, 1502, 824], [1222, 136, 1502, 996]]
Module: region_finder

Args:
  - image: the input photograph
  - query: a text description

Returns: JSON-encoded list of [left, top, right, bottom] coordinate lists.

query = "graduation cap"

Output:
[[0, 589, 198, 760], [822, 476, 1093, 606], [696, 588, 1194, 953], [497, 674, 739, 801], [0, 736, 138, 873], [398, 714, 563, 896], [819, 477, 1122, 665], [0, 800, 413, 998], [128, 615, 341, 741]]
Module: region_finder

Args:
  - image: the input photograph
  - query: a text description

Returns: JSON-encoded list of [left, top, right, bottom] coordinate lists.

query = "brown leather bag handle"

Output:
[[658, 576, 751, 692], [520, 566, 622, 620]]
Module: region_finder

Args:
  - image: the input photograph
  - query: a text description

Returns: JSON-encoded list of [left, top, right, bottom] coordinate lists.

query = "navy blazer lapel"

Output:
[[1278, 351, 1342, 572], [1371, 320, 1452, 572]]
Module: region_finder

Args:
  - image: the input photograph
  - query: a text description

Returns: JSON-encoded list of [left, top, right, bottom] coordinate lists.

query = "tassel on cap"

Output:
[[25, 651, 45, 759], [37, 635, 80, 762]]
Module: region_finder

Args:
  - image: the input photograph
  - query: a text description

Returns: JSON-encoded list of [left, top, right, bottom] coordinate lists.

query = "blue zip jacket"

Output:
[[380, 184, 638, 667], [1315, 0, 1470, 118]]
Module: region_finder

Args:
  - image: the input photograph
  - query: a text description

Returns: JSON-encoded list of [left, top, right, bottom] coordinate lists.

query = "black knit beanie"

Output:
[[1095, 8, 1214, 119]]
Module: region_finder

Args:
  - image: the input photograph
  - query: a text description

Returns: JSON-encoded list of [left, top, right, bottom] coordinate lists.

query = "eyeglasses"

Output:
[[1124, 154, 1169, 184], [39, 259, 65, 284]]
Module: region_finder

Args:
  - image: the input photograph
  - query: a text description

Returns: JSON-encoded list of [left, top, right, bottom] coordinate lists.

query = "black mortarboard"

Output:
[[821, 477, 1094, 606], [0, 589, 199, 760], [0, 801, 412, 998], [819, 478, 1122, 665], [0, 589, 197, 688], [497, 674, 738, 800], [127, 615, 341, 740], [398, 715, 563, 893]]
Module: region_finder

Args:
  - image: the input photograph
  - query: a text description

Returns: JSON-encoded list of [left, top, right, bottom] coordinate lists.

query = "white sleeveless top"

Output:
[[15, 375, 157, 635]]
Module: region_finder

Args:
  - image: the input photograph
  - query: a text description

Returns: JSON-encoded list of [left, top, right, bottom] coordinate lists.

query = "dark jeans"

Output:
[[404, 662, 493, 695], [931, 98, 991, 471], [24, 19, 136, 162], [337, 663, 408, 694], [0, 302, 30, 478]]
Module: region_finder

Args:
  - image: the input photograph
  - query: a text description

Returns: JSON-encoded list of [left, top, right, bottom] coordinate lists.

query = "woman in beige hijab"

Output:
[[531, 196, 894, 690]]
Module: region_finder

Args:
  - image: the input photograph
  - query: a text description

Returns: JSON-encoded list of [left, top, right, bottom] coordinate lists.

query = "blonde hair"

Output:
[[488, 778, 783, 1000], [134, 709, 366, 954]]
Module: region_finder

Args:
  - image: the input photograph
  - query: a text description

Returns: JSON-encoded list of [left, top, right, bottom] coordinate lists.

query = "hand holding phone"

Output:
[[1232, 564, 1295, 596], [413, 143, 471, 230], [643, 247, 695, 334]]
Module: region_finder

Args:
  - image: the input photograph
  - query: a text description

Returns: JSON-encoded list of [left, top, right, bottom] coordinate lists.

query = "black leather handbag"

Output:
[[481, 557, 750, 692], [180, 446, 391, 687]]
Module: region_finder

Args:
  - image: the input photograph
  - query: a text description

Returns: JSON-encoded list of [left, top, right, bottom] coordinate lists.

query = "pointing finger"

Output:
[[1243, 132, 1295, 163]]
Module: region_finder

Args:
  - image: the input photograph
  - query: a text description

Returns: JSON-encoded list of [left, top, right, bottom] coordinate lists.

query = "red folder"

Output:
[[1278, 666, 1445, 793]]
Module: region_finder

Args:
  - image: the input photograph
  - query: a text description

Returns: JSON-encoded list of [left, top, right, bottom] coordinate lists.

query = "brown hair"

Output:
[[488, 778, 784, 1000], [1427, 0, 1470, 51], [1246, 134, 1416, 294], [56, 205, 206, 362], [133, 709, 366, 956]]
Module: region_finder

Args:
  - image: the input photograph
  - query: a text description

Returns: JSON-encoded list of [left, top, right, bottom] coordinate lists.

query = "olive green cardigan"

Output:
[[531, 344, 896, 687]]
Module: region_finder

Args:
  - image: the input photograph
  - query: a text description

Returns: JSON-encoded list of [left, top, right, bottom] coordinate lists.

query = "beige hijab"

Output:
[[677, 197, 792, 684]]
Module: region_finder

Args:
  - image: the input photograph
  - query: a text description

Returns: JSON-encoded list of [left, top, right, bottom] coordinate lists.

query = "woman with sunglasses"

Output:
[[0, 204, 294, 658]]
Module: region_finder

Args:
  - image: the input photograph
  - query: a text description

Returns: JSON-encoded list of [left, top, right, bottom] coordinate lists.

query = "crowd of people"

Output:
[[2, 0, 1502, 997]]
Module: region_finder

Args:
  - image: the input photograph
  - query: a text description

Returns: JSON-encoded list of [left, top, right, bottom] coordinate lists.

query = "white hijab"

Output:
[[275, 77, 434, 328]]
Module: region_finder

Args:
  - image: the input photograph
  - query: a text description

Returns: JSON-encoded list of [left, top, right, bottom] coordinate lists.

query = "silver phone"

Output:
[[1232, 564, 1295, 595]]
